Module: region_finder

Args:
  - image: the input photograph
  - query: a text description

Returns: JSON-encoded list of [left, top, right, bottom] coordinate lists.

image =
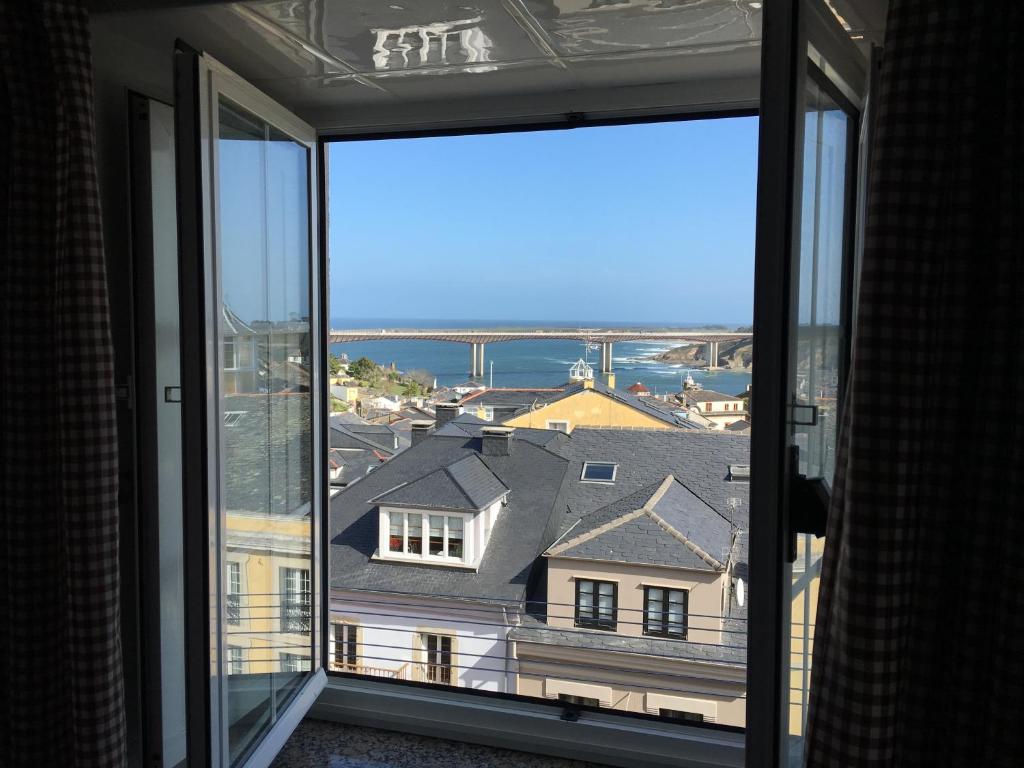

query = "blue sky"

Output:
[[328, 117, 758, 325]]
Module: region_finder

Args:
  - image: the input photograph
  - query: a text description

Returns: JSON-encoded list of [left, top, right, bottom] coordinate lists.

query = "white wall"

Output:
[[331, 591, 513, 692]]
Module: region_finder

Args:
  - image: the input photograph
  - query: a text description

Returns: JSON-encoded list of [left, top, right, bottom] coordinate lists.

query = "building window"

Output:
[[280, 652, 311, 673], [547, 420, 570, 433], [575, 579, 617, 630], [332, 622, 358, 671], [223, 410, 245, 427], [389, 510, 403, 552], [385, 510, 467, 562], [281, 567, 311, 633], [705, 402, 713, 412], [407, 513, 423, 554], [227, 645, 243, 676], [643, 586, 688, 638], [558, 693, 600, 708], [223, 337, 254, 371], [580, 462, 617, 483], [660, 708, 704, 723], [226, 561, 241, 626], [422, 633, 453, 685]]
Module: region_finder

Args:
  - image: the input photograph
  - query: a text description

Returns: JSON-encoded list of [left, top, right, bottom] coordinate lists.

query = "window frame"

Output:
[[309, 7, 866, 762], [381, 508, 470, 565], [580, 462, 617, 484], [422, 632, 454, 686], [331, 622, 359, 671], [642, 585, 689, 639], [574, 578, 618, 631], [546, 420, 570, 433]]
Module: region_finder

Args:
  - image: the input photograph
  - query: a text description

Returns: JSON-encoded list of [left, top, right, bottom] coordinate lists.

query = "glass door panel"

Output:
[[218, 97, 314, 766], [176, 47, 323, 768]]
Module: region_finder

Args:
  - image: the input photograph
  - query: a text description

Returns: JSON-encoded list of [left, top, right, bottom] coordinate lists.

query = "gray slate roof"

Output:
[[373, 454, 508, 511], [553, 477, 734, 571], [435, 413, 566, 449], [459, 388, 567, 409], [329, 428, 570, 602], [681, 389, 744, 404], [224, 394, 311, 517]]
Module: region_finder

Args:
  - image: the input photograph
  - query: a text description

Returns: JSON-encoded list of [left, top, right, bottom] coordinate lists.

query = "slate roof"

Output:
[[551, 476, 735, 571], [458, 387, 567, 409], [331, 423, 394, 453], [554, 428, 750, 536], [681, 389, 744, 404], [329, 428, 571, 602], [726, 419, 751, 432], [373, 454, 508, 511], [329, 417, 399, 453], [434, 413, 566, 449], [224, 394, 311, 517]]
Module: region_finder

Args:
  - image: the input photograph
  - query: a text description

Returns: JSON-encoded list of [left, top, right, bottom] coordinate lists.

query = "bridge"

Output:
[[328, 328, 752, 377]]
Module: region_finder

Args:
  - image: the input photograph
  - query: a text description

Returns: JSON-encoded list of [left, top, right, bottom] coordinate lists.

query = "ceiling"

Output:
[[94, 0, 768, 129]]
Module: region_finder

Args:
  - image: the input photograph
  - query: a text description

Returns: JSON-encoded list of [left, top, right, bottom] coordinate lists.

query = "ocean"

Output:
[[329, 319, 752, 397]]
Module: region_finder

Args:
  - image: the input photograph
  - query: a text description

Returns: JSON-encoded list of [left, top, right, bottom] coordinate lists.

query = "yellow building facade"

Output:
[[502, 380, 678, 433]]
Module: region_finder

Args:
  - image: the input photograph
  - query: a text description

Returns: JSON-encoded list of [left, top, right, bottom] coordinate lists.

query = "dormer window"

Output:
[[386, 509, 469, 563], [373, 454, 508, 567]]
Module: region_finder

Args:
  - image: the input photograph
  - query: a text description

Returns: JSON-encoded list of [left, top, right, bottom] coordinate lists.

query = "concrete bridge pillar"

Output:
[[600, 342, 614, 374], [706, 341, 720, 369], [470, 342, 486, 377]]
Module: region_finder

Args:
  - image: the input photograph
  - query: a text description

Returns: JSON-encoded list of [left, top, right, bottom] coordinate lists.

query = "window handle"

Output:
[[788, 446, 829, 562]]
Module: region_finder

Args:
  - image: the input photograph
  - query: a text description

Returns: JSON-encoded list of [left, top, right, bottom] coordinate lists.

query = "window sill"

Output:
[[371, 549, 479, 571], [311, 676, 743, 768]]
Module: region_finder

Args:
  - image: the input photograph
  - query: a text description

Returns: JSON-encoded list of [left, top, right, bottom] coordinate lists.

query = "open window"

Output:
[[108, 1, 874, 766], [174, 48, 326, 766]]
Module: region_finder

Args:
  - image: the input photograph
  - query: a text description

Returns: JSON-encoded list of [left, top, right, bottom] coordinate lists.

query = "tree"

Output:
[[402, 381, 423, 397], [347, 356, 379, 384], [406, 369, 435, 391], [328, 353, 343, 376]]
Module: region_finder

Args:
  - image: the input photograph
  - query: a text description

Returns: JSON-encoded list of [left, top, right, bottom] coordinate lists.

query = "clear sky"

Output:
[[328, 116, 758, 326]]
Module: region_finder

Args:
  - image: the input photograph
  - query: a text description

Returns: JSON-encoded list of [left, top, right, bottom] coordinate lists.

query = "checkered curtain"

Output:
[[0, 2, 126, 767], [806, 2, 1023, 766]]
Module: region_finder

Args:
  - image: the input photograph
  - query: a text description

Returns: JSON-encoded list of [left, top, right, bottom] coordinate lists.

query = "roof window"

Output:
[[581, 462, 617, 483]]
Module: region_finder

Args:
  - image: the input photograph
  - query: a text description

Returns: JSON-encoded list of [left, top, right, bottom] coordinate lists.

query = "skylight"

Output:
[[581, 462, 617, 483]]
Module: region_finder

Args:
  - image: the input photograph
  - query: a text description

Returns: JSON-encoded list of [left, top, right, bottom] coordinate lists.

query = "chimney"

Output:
[[480, 426, 514, 456], [410, 420, 434, 446], [435, 402, 462, 428]]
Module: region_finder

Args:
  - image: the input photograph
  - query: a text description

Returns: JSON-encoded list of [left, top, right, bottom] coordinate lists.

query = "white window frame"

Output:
[[580, 461, 618, 483], [546, 420, 570, 433], [381, 508, 470, 565], [226, 645, 244, 676]]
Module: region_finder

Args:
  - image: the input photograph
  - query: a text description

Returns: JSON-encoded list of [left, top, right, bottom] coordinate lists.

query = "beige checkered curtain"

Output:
[[0, 2, 126, 766], [806, 2, 1023, 766]]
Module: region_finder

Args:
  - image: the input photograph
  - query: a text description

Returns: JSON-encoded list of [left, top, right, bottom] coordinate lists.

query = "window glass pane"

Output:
[[218, 97, 312, 765], [407, 514, 422, 554], [795, 80, 849, 485], [429, 515, 444, 555], [582, 462, 616, 481], [389, 510, 404, 552], [789, 75, 854, 761], [447, 516, 463, 559]]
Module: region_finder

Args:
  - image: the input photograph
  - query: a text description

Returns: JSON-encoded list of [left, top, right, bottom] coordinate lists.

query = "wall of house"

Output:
[[545, 557, 725, 646], [225, 513, 312, 676], [330, 591, 512, 691], [504, 390, 675, 433], [514, 643, 746, 727]]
